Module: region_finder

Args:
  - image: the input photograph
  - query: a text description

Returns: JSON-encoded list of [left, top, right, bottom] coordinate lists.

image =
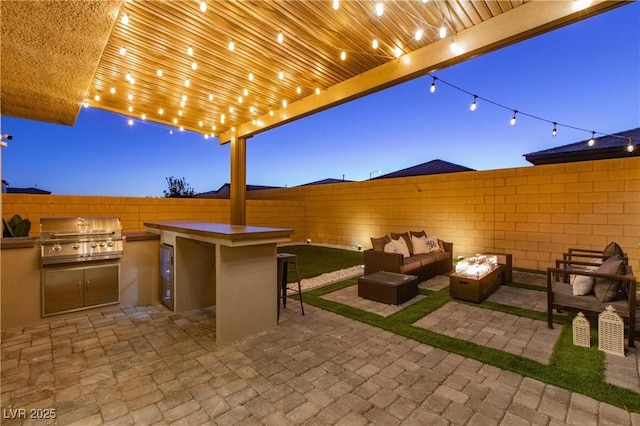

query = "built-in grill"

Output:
[[40, 217, 124, 265]]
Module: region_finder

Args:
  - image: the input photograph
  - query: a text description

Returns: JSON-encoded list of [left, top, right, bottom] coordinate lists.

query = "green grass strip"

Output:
[[278, 245, 363, 281]]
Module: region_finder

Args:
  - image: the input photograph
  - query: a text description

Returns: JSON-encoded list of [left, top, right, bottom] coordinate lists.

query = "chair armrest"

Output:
[[441, 241, 453, 253], [568, 248, 604, 255], [364, 249, 403, 275], [547, 266, 637, 291]]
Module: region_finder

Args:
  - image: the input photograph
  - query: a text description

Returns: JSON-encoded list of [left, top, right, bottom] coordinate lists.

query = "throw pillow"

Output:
[[424, 236, 441, 253], [383, 241, 398, 254], [593, 255, 626, 302], [410, 230, 427, 239], [411, 235, 429, 254], [391, 232, 413, 254], [571, 274, 594, 296], [391, 236, 410, 258], [371, 235, 391, 252], [602, 242, 624, 260]]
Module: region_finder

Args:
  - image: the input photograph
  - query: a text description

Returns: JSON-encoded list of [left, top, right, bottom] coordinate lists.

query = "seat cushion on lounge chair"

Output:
[[553, 282, 629, 315], [594, 255, 627, 302], [400, 258, 422, 275]]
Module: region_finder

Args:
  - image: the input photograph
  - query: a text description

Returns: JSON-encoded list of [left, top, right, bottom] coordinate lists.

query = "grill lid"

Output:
[[40, 217, 124, 265]]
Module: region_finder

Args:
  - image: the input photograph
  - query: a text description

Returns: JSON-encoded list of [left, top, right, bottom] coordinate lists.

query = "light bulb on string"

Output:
[[228, 40, 235, 51], [588, 132, 596, 146], [277, 32, 284, 44], [429, 77, 436, 93], [439, 21, 447, 39], [470, 95, 477, 111], [510, 110, 517, 126], [551, 122, 557, 137], [414, 27, 423, 41], [199, 1, 206, 12], [332, 0, 339, 10], [375, 2, 384, 16], [627, 138, 634, 152], [372, 38, 379, 49], [340, 50, 346, 61]]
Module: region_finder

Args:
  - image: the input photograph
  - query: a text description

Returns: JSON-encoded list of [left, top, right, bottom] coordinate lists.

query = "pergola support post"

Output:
[[230, 136, 247, 225]]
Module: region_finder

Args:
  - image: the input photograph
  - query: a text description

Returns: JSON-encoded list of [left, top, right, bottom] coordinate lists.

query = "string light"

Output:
[[121, 13, 129, 25], [414, 27, 423, 41], [510, 111, 517, 126], [552, 122, 557, 137], [277, 32, 284, 44], [340, 50, 346, 61], [157, 69, 163, 77], [119, 47, 126, 56], [199, 1, 206, 12], [332, 0, 339, 11], [248, 72, 254, 81], [228, 40, 235, 51], [110, 87, 116, 94], [439, 20, 447, 39], [375, 2, 384, 16], [627, 138, 635, 152], [430, 77, 437, 93], [372, 38, 379, 49], [278, 70, 284, 80], [128, 119, 133, 126], [187, 46, 193, 56], [588, 132, 596, 146], [191, 61, 197, 70], [470, 95, 477, 111]]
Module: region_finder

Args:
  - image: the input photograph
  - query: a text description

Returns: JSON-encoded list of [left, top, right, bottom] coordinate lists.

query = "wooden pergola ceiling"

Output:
[[1, 1, 627, 144]]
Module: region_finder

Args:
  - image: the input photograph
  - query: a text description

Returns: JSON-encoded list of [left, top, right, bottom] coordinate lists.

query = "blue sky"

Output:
[[1, 2, 638, 197]]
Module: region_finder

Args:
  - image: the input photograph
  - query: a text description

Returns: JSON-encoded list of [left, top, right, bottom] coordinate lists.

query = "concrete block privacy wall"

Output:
[[2, 157, 639, 272], [0, 196, 305, 242]]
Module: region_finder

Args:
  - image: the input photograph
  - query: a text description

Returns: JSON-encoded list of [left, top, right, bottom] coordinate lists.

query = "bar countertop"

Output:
[[143, 221, 293, 244]]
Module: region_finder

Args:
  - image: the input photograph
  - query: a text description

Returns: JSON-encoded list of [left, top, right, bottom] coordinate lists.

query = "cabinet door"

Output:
[[84, 264, 119, 307], [43, 268, 84, 315]]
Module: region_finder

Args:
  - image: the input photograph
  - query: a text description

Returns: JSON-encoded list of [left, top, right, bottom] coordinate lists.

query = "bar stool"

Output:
[[276, 253, 305, 320]]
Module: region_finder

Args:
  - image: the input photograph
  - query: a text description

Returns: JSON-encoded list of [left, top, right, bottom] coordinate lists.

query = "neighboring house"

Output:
[[196, 183, 282, 199], [372, 159, 474, 180], [297, 178, 353, 187], [6, 187, 51, 194], [523, 127, 639, 166]]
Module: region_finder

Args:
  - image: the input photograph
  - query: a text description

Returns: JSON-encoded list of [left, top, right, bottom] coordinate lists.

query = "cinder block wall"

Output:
[[3, 157, 638, 272], [249, 157, 640, 272], [1, 195, 305, 241]]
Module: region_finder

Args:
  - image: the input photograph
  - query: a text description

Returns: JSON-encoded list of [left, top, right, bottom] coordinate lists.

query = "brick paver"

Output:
[[1, 275, 638, 424]]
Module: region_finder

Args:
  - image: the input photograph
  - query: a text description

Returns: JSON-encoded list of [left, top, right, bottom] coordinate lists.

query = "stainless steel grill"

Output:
[[40, 217, 124, 265]]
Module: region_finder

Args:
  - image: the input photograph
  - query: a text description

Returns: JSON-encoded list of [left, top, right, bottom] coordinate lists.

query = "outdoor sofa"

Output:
[[364, 231, 453, 282]]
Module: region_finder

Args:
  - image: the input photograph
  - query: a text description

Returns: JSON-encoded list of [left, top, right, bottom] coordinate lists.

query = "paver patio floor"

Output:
[[1, 271, 638, 425]]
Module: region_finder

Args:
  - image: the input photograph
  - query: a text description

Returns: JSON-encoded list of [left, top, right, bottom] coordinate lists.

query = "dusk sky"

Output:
[[1, 2, 638, 198]]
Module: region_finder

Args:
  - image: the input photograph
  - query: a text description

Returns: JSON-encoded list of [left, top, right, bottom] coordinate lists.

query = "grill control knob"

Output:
[[52, 243, 62, 252], [72, 244, 80, 250], [99, 242, 106, 247], [90, 242, 98, 248], [107, 241, 115, 247]]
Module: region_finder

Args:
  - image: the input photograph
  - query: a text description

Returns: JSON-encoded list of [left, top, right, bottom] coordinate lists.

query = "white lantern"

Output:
[[598, 305, 625, 357], [572, 312, 590, 348]]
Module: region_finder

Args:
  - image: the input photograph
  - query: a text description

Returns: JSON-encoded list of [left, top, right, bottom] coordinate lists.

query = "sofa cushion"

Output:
[[391, 232, 413, 254], [391, 236, 410, 258], [411, 235, 430, 254], [400, 258, 422, 275], [602, 242, 624, 260], [410, 230, 427, 239], [425, 236, 443, 253], [410, 253, 436, 266], [593, 255, 626, 302], [371, 235, 391, 252]]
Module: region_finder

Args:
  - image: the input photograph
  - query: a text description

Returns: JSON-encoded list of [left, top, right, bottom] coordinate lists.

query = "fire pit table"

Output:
[[450, 254, 502, 303], [358, 271, 419, 305]]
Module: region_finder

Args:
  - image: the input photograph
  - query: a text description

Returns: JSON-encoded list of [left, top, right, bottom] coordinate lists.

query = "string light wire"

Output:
[[427, 73, 638, 146]]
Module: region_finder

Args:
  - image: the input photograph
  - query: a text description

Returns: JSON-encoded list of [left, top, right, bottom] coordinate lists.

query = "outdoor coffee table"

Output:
[[358, 271, 419, 305], [449, 265, 502, 303]]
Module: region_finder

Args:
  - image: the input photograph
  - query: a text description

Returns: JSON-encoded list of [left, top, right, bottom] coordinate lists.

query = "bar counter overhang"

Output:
[[144, 221, 294, 344]]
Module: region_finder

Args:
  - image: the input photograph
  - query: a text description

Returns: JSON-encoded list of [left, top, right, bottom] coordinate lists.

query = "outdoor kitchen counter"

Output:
[[144, 221, 293, 344]]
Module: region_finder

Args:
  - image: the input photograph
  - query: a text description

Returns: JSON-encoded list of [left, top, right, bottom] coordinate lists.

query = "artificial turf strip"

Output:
[[277, 245, 363, 281], [303, 282, 640, 413]]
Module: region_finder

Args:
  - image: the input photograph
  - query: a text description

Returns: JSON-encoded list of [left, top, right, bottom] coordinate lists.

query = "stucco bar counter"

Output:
[[145, 221, 293, 344]]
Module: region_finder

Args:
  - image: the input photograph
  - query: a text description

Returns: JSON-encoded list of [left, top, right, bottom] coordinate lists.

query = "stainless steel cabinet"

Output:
[[160, 244, 174, 310], [42, 262, 120, 316]]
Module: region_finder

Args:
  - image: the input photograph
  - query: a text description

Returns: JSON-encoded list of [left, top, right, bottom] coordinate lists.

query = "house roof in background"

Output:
[[297, 178, 353, 187], [196, 183, 282, 198], [373, 159, 474, 180], [6, 187, 51, 195], [523, 127, 639, 165]]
